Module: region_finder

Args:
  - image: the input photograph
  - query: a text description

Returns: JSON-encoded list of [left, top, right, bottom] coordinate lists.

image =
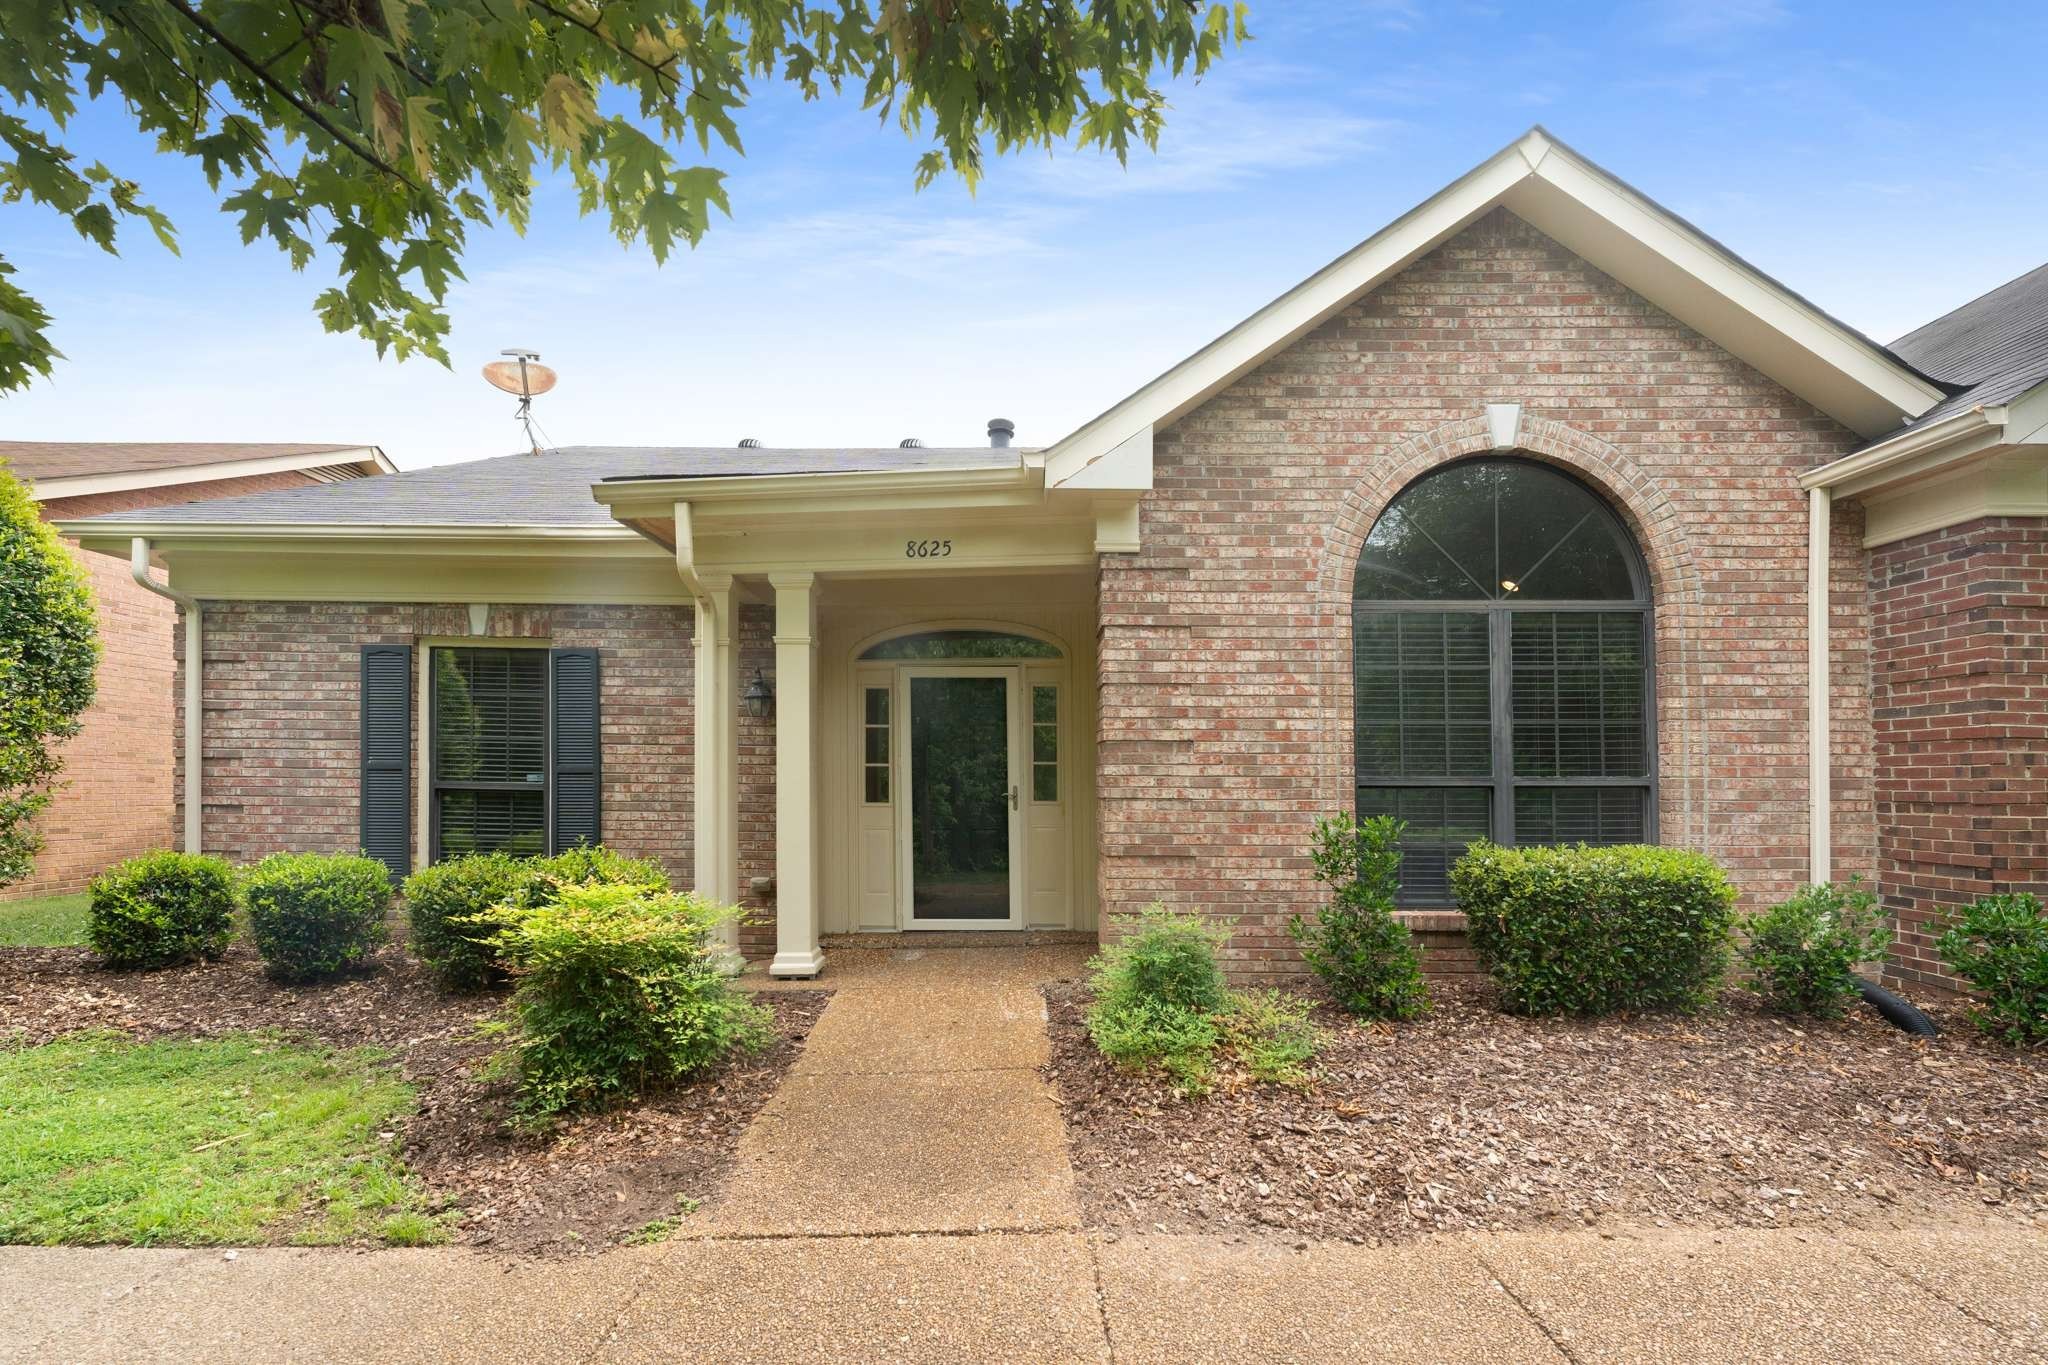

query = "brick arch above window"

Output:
[[1313, 414, 1713, 853]]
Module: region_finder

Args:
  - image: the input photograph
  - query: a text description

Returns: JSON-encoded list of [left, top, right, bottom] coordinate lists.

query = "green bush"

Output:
[[0, 462, 99, 889], [86, 851, 237, 968], [402, 852, 529, 990], [1290, 813, 1427, 1020], [1937, 893, 2048, 1045], [1739, 878, 1891, 1018], [1452, 841, 1738, 1016], [243, 852, 393, 982], [511, 845, 669, 909], [486, 883, 770, 1118], [1085, 904, 1319, 1096]]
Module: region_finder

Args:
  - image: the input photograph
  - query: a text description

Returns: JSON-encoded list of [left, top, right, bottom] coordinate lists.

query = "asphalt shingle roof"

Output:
[[63, 444, 1026, 528], [2, 441, 369, 482], [1876, 261, 2048, 435]]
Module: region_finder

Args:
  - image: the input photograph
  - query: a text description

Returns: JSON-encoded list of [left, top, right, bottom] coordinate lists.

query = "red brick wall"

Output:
[[6, 470, 325, 899], [173, 602, 697, 883], [1869, 516, 2048, 990], [1096, 209, 1873, 982], [737, 603, 777, 954]]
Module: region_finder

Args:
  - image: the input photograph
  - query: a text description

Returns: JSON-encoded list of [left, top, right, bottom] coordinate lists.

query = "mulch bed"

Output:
[[0, 944, 827, 1255], [1044, 980, 2048, 1245]]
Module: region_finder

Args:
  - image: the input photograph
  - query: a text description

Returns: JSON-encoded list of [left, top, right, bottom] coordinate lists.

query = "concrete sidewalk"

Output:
[[8, 1220, 2042, 1362], [7, 943, 2045, 1362]]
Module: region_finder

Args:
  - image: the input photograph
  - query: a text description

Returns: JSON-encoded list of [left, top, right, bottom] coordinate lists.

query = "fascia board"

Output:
[[1799, 409, 2005, 496], [592, 464, 1034, 509], [1050, 425, 1153, 492], [27, 447, 391, 501]]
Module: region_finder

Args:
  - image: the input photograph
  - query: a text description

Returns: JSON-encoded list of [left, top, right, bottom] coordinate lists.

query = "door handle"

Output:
[[1009, 785, 1019, 811]]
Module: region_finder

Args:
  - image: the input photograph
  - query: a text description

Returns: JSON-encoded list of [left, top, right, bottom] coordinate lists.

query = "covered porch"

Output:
[[592, 453, 1139, 977]]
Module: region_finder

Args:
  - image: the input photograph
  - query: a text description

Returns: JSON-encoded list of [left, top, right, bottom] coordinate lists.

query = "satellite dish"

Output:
[[481, 349, 557, 455], [482, 358, 557, 398]]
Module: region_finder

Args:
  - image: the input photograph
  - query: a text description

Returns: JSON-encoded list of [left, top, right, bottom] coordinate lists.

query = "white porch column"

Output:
[[768, 572, 825, 977], [1808, 486, 1833, 886], [692, 574, 743, 972]]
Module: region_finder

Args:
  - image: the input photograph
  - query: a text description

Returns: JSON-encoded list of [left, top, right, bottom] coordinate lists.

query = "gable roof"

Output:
[[64, 444, 1023, 531], [1043, 127, 1951, 490], [5, 441, 393, 499], [1881, 261, 2048, 430]]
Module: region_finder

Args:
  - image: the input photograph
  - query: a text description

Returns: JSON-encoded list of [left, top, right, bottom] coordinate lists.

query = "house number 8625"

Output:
[[905, 538, 953, 559]]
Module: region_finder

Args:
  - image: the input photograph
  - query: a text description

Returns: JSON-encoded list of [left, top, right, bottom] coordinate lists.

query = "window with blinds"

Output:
[[1353, 458, 1653, 904], [432, 647, 548, 857]]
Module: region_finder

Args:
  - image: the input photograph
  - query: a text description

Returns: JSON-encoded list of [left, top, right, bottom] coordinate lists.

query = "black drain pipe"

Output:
[[1859, 978, 1938, 1038]]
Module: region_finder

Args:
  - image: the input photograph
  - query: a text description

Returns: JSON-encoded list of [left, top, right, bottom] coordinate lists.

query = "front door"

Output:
[[901, 667, 1023, 929]]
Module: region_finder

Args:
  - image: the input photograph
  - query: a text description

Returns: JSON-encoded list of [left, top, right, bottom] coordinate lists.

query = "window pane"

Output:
[[1357, 785, 1491, 905], [1514, 786, 1647, 844], [438, 789, 546, 857], [1513, 514, 1640, 600], [1033, 764, 1057, 802], [434, 649, 546, 784], [1354, 611, 1490, 779], [862, 686, 890, 805], [864, 726, 889, 764], [865, 688, 889, 724], [1031, 685, 1057, 804], [864, 767, 889, 804], [1511, 613, 1647, 778]]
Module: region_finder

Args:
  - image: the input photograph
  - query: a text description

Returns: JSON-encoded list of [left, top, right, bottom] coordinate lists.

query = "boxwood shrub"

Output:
[[244, 852, 393, 982], [1937, 892, 2048, 1045], [86, 850, 237, 968], [1739, 878, 1891, 1018], [511, 845, 669, 909], [1452, 841, 1738, 1016], [488, 883, 768, 1118], [402, 852, 529, 990]]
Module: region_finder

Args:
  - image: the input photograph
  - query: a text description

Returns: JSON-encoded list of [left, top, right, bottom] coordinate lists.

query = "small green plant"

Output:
[[1085, 905, 1320, 1095], [1223, 991, 1324, 1086], [1937, 893, 2048, 1045], [378, 1211, 447, 1247], [485, 883, 770, 1119], [512, 845, 669, 909], [402, 852, 529, 990], [243, 852, 393, 982], [1290, 813, 1428, 1020], [86, 851, 237, 969], [1453, 841, 1738, 1017], [1740, 878, 1891, 1018]]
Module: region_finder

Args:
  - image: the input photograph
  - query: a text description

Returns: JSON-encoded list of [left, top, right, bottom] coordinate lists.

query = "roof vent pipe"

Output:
[[899, 438, 923, 448], [738, 437, 761, 448], [987, 418, 1015, 449]]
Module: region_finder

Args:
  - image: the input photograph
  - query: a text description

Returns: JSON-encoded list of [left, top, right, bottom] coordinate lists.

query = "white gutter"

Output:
[[1807, 489, 1831, 885], [130, 538, 202, 856], [1799, 406, 2003, 493]]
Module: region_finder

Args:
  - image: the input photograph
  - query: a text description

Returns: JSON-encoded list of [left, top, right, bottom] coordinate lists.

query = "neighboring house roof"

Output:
[[6, 441, 395, 500], [1878, 262, 2048, 432], [68, 444, 1025, 529]]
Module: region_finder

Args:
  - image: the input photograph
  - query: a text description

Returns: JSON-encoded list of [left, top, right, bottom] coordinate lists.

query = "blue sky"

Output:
[[4, 1, 2044, 469]]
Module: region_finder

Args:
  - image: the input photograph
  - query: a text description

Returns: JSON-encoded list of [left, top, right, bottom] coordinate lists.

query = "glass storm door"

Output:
[[903, 669, 1022, 928]]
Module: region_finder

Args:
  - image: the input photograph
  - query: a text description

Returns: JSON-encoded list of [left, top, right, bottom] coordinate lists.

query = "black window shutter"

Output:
[[550, 648, 602, 852], [359, 645, 412, 878]]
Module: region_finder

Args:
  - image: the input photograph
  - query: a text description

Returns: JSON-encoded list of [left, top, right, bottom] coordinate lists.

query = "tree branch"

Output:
[[525, 0, 683, 95], [150, 0, 420, 190]]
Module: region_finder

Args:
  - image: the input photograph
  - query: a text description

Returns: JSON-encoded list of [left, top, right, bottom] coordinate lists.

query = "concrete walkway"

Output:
[[7, 942, 2046, 1363]]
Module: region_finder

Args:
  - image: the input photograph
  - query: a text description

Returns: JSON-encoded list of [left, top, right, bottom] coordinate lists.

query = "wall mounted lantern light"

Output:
[[742, 669, 775, 720]]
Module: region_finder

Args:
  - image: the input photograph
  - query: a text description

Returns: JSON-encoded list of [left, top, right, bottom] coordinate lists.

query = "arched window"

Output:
[[1353, 458, 1653, 904], [860, 629, 1061, 660]]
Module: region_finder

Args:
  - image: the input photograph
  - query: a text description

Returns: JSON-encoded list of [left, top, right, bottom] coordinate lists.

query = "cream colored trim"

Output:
[[59, 522, 643, 547], [769, 572, 825, 977], [124, 549, 692, 605], [130, 538, 202, 856], [1040, 128, 1942, 480], [1807, 488, 1831, 885], [27, 446, 392, 501], [1800, 408, 2006, 496], [1860, 453, 2048, 546]]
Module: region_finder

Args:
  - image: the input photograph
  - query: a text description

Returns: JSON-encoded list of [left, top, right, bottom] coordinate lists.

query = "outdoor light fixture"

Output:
[[742, 669, 775, 720], [1500, 579, 1520, 593]]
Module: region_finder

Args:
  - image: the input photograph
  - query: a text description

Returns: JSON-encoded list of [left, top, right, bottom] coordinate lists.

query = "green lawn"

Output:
[[0, 1032, 443, 1247], [0, 892, 90, 947]]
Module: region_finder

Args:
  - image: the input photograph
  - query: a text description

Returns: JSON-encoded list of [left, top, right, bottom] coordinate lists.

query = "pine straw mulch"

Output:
[[1043, 980, 2048, 1246], [0, 943, 827, 1255]]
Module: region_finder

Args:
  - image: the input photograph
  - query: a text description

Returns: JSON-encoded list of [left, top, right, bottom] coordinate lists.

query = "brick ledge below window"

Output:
[[1395, 909, 1468, 933]]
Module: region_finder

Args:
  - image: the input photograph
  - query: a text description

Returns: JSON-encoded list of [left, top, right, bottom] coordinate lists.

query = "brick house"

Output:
[[6, 442, 393, 898], [57, 131, 2046, 986]]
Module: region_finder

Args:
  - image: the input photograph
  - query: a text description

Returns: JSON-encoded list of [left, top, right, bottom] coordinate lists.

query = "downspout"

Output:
[[1807, 487, 1831, 885], [130, 538, 201, 855]]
